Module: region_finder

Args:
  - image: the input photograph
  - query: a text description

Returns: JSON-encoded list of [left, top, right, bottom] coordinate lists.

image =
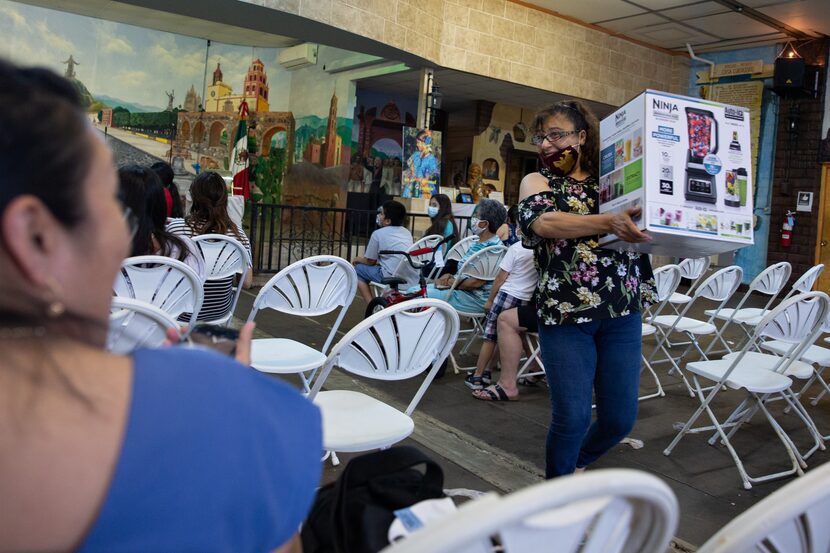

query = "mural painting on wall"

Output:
[[402, 128, 442, 199], [1, 1, 357, 210], [350, 89, 417, 197]]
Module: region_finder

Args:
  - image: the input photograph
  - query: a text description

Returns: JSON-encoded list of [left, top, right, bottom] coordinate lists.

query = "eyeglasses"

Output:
[[122, 205, 139, 240], [531, 130, 578, 146]]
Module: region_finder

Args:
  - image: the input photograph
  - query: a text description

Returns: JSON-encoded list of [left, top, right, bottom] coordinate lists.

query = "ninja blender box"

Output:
[[598, 90, 754, 257]]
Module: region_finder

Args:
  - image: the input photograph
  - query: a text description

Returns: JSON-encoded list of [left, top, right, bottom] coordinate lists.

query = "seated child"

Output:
[[352, 200, 416, 303], [465, 237, 537, 396]]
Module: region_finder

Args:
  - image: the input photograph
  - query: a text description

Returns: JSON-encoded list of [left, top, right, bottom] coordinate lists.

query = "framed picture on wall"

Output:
[[483, 157, 499, 180], [450, 160, 466, 187]]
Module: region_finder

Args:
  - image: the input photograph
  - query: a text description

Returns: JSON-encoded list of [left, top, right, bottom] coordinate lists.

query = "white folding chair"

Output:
[[426, 235, 479, 281], [756, 315, 830, 422], [369, 234, 444, 297], [445, 244, 508, 374], [516, 331, 544, 384], [698, 456, 830, 553], [664, 292, 830, 489], [668, 257, 711, 314], [308, 298, 459, 455], [247, 256, 357, 393], [703, 261, 792, 356], [113, 255, 203, 337], [380, 469, 678, 553], [648, 266, 743, 397], [640, 264, 682, 400], [191, 234, 251, 326], [107, 297, 181, 354], [731, 263, 825, 330]]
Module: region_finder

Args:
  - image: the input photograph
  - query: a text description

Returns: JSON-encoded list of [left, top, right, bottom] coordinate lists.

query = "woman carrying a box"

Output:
[[518, 100, 658, 479]]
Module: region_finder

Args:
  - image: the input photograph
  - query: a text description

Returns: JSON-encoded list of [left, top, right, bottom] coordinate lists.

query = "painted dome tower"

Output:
[[244, 58, 270, 112]]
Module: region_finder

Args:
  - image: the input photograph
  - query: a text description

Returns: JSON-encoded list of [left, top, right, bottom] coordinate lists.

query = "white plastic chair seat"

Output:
[[652, 315, 716, 335], [314, 390, 415, 452], [704, 307, 767, 322], [760, 341, 830, 368], [721, 351, 814, 379], [250, 338, 326, 373], [669, 292, 692, 304], [642, 323, 657, 336], [687, 358, 793, 393]]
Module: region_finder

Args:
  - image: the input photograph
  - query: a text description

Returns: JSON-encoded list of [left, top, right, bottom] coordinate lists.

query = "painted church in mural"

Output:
[[173, 60, 299, 173]]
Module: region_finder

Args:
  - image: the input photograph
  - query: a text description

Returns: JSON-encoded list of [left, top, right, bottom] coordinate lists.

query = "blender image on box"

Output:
[[685, 108, 718, 204]]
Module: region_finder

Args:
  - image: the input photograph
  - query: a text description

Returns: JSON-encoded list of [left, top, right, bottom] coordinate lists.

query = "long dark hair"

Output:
[[151, 161, 183, 218], [118, 164, 189, 262], [425, 193, 459, 242], [186, 171, 243, 240], [532, 100, 599, 178]]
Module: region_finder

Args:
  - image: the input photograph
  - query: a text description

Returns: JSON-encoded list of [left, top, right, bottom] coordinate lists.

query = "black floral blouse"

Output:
[[518, 169, 657, 326]]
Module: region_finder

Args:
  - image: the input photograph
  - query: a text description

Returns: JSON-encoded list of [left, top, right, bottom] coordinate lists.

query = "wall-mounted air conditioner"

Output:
[[278, 43, 318, 70]]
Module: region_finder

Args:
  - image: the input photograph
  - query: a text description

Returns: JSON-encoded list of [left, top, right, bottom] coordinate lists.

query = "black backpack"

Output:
[[301, 446, 445, 553]]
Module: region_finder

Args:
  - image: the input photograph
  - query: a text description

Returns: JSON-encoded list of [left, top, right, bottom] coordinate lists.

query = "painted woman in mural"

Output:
[[404, 129, 439, 198]]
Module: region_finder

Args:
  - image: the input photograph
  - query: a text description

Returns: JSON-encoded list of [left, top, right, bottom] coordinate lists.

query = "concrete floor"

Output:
[[236, 283, 830, 549]]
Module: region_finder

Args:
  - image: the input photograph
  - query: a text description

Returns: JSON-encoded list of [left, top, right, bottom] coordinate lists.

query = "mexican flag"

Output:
[[230, 100, 250, 199]]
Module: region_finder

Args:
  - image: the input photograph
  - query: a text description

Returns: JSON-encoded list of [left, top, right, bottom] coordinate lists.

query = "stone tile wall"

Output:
[[244, 0, 689, 106]]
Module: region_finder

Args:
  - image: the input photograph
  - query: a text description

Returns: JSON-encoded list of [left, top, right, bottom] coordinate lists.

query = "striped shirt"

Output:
[[167, 218, 252, 323]]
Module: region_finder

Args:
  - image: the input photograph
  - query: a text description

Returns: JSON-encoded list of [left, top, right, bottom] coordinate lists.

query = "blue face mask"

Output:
[[427, 206, 439, 218]]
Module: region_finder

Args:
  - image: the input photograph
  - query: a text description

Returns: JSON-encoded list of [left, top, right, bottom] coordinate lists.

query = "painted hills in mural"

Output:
[[95, 94, 164, 113]]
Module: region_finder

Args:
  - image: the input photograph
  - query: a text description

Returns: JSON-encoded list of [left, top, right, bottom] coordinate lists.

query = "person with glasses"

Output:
[[0, 60, 321, 553], [118, 164, 206, 281], [518, 101, 657, 479]]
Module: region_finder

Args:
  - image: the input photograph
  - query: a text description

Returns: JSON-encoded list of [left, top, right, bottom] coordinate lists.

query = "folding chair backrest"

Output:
[[698, 459, 830, 553], [782, 263, 825, 301], [380, 469, 678, 553], [248, 256, 357, 353], [682, 265, 742, 320], [113, 255, 203, 332], [309, 298, 460, 415], [649, 264, 682, 318], [749, 261, 791, 296], [756, 291, 830, 346], [192, 234, 250, 323], [727, 261, 793, 316], [446, 235, 479, 263], [679, 257, 710, 292], [107, 297, 180, 354], [193, 234, 250, 279], [456, 244, 508, 282], [407, 233, 444, 266]]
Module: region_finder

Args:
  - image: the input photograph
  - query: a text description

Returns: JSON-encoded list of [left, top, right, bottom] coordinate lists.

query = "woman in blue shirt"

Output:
[[0, 60, 322, 553]]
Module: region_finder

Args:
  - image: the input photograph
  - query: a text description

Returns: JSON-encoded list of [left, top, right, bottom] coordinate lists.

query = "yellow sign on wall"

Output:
[[704, 81, 764, 187]]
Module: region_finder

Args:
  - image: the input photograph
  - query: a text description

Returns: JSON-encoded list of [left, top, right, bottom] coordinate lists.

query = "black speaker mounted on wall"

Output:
[[772, 46, 821, 98]]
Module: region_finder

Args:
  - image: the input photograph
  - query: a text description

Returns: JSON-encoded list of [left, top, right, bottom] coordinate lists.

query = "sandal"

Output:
[[472, 383, 518, 402], [465, 370, 492, 389]]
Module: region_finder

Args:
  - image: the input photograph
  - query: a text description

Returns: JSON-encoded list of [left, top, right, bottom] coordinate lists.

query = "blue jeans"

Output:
[[538, 312, 642, 478]]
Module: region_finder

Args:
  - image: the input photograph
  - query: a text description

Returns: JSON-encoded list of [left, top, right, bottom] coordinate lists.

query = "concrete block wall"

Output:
[[245, 0, 689, 106]]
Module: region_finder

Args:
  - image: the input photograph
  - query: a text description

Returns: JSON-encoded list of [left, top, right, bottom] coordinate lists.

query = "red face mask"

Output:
[[539, 144, 580, 177]]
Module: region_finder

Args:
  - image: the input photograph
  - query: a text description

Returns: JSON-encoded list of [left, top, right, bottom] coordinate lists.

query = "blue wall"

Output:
[[687, 45, 779, 283]]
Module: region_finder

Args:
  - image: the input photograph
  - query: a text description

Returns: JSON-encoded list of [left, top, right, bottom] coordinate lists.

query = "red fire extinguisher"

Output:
[[781, 211, 795, 248]]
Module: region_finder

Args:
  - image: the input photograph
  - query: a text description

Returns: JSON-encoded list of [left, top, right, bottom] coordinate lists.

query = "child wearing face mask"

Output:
[[352, 200, 416, 303]]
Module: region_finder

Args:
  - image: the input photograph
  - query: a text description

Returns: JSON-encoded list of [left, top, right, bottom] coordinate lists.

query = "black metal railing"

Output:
[[248, 203, 470, 274]]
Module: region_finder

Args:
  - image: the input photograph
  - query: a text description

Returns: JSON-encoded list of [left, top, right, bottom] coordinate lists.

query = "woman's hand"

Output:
[[484, 299, 493, 313], [609, 208, 651, 243]]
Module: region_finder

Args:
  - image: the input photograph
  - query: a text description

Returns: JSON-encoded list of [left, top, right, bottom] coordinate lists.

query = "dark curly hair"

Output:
[[532, 100, 599, 177]]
